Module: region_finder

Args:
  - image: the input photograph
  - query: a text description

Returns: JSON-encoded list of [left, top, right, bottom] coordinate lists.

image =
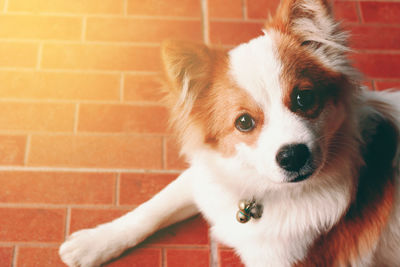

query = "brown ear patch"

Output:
[[271, 33, 351, 119], [161, 41, 221, 151], [295, 116, 398, 266], [161, 40, 216, 109], [265, 0, 335, 39]]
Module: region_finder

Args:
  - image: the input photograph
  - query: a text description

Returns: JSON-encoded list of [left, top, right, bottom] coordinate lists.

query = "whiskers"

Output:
[[314, 131, 361, 171]]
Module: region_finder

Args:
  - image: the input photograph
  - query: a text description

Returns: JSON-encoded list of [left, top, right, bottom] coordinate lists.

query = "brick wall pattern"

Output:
[[0, 0, 399, 266]]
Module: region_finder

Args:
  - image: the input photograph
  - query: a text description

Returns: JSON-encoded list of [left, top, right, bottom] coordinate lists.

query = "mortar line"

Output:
[[3, 0, 8, 12], [0, 242, 77, 247], [2, 11, 203, 20], [0, 203, 136, 209], [0, 67, 159, 75], [210, 235, 219, 267], [201, 0, 210, 44], [73, 103, 80, 134], [0, 97, 165, 106], [355, 1, 364, 24], [162, 248, 166, 267], [115, 173, 121, 206], [120, 73, 125, 102], [0, 165, 183, 174], [11, 246, 18, 267], [123, 0, 128, 16], [242, 0, 248, 20], [65, 207, 72, 237], [81, 16, 87, 41], [23, 135, 31, 166]]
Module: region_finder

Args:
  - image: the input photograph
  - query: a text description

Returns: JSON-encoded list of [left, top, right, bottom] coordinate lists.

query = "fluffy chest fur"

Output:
[[190, 164, 353, 266]]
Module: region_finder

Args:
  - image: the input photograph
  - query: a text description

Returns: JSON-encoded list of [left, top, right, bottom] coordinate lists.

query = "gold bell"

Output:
[[236, 199, 263, 223], [236, 210, 251, 223], [238, 199, 251, 212]]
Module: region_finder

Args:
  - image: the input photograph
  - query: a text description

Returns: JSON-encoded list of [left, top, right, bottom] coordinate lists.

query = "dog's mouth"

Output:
[[283, 156, 321, 183], [289, 172, 313, 183]]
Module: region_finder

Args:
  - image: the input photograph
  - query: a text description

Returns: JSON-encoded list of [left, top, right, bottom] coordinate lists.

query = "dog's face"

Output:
[[162, 0, 356, 187], [223, 33, 349, 184]]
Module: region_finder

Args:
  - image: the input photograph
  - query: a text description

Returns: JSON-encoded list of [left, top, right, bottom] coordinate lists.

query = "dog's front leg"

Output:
[[59, 169, 198, 267]]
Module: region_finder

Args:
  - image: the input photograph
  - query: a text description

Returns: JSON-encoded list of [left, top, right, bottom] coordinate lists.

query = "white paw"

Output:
[[59, 226, 123, 267]]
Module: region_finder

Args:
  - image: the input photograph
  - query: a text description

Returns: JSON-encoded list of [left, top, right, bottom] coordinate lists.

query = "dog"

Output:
[[59, 0, 400, 266]]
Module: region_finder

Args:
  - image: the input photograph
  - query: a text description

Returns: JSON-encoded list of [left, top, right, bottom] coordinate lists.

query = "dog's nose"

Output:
[[276, 144, 310, 172]]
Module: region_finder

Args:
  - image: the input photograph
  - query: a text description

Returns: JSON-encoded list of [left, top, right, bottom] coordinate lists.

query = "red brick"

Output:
[[119, 173, 177, 205], [0, 208, 65, 242], [247, 0, 280, 19], [360, 2, 400, 24], [105, 248, 162, 267], [0, 42, 38, 68], [78, 104, 169, 134], [41, 44, 161, 72], [124, 74, 163, 102], [0, 71, 120, 101], [17, 247, 65, 267], [0, 102, 75, 132], [86, 18, 202, 43], [219, 249, 244, 267], [210, 21, 264, 46], [333, 1, 359, 23], [127, 0, 201, 17], [209, 0, 243, 19], [349, 25, 400, 50], [8, 0, 124, 14], [352, 53, 400, 79], [0, 171, 115, 205], [69, 208, 130, 233], [0, 15, 81, 40], [145, 216, 209, 246], [375, 80, 400, 91], [165, 137, 188, 170], [0, 247, 13, 267], [166, 248, 210, 267], [28, 135, 163, 169], [0, 135, 26, 165]]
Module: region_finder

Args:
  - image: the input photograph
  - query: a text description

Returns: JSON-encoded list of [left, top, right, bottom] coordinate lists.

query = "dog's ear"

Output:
[[270, 0, 347, 48], [161, 40, 214, 111], [268, 0, 350, 70], [161, 40, 219, 148]]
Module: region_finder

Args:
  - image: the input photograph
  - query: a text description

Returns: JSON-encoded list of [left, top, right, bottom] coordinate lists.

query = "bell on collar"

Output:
[[236, 199, 263, 224]]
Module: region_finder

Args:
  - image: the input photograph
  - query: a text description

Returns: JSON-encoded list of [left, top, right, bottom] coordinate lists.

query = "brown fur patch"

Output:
[[161, 40, 264, 157], [271, 32, 351, 119], [192, 58, 265, 157]]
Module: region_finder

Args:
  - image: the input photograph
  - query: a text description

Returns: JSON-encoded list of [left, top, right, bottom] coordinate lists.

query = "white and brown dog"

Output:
[[59, 0, 400, 266]]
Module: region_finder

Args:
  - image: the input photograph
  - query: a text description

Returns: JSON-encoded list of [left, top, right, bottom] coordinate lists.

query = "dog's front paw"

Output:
[[59, 227, 122, 267]]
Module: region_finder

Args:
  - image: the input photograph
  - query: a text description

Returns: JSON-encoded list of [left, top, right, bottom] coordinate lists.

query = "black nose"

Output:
[[276, 144, 311, 172]]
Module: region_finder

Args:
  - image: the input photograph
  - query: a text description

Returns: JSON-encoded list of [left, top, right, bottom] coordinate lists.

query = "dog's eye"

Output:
[[235, 113, 255, 132], [296, 90, 316, 111]]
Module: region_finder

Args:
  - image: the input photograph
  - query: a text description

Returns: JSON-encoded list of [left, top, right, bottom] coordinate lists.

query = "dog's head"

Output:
[[162, 0, 358, 188]]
